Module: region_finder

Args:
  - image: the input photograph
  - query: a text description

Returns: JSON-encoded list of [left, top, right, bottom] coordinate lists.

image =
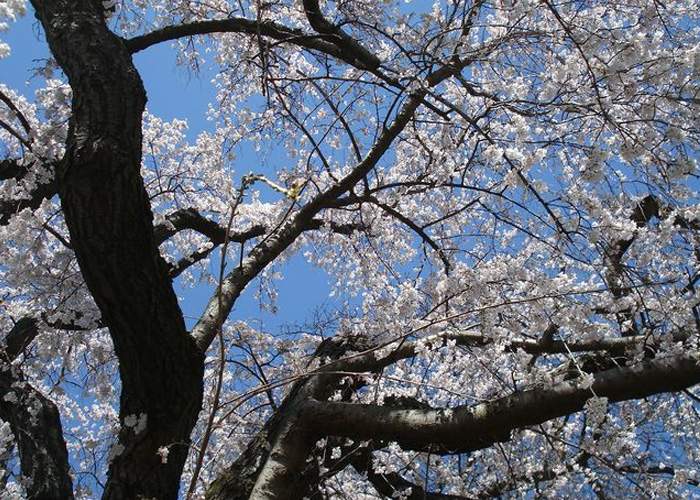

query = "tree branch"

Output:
[[206, 336, 382, 499], [350, 445, 470, 499], [155, 207, 362, 247], [126, 17, 362, 68], [0, 88, 32, 136], [3, 317, 39, 361], [0, 159, 57, 226], [1, 321, 73, 499], [371, 198, 451, 274], [0, 159, 27, 180], [301, 0, 381, 70], [155, 207, 363, 278], [189, 90, 424, 352], [301, 350, 700, 454], [154, 208, 266, 246]]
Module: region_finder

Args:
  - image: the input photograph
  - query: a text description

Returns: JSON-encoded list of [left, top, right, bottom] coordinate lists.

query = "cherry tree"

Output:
[[1, 0, 700, 498]]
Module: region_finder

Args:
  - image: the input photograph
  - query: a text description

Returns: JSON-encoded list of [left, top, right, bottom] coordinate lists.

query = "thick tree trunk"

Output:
[[29, 2, 204, 498]]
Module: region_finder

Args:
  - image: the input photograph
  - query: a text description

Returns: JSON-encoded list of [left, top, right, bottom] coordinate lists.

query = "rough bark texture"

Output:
[[1, 321, 73, 499], [205, 383, 317, 500], [301, 350, 700, 454], [0, 368, 74, 499], [8, 4, 700, 499], [28, 2, 204, 498], [205, 337, 374, 500]]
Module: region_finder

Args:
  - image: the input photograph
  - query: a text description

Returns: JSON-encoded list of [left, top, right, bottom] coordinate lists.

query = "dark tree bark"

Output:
[[28, 2, 204, 498], [206, 334, 700, 499], [1, 320, 73, 499], [300, 350, 700, 454], [0, 369, 74, 499]]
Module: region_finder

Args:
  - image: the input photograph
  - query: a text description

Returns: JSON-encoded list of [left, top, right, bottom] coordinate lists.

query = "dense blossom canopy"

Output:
[[1, 0, 700, 498]]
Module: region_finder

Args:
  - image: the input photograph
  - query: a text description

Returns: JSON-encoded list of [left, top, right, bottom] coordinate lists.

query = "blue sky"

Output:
[[1, 12, 332, 336]]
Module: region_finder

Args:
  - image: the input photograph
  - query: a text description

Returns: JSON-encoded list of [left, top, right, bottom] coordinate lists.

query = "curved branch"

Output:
[[301, 350, 700, 454], [154, 208, 267, 245], [127, 17, 348, 64], [155, 207, 363, 246], [301, 0, 381, 70]]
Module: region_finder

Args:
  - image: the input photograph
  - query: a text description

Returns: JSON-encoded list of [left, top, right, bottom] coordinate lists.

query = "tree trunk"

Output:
[[29, 2, 204, 498]]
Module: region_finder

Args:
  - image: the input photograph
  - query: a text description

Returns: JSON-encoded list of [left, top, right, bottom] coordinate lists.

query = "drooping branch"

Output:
[[301, 350, 700, 454]]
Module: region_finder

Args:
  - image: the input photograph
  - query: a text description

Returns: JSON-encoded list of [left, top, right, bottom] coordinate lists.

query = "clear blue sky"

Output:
[[1, 11, 331, 336]]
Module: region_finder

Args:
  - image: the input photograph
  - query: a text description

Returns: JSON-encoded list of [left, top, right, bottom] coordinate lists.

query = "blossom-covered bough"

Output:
[[1, 0, 699, 497]]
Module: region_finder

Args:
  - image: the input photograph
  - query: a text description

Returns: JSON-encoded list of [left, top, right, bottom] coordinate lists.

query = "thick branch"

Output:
[[1, 322, 73, 499], [155, 208, 362, 278], [154, 208, 265, 245], [127, 17, 356, 66], [3, 317, 39, 361], [301, 0, 381, 70], [302, 350, 700, 454], [190, 5, 478, 352], [0, 159, 27, 180], [155, 207, 361, 246], [319, 328, 690, 380], [207, 336, 379, 499]]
